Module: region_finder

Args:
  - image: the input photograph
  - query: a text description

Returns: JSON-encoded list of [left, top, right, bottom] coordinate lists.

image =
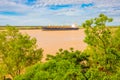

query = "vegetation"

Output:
[[14, 48, 90, 80], [82, 14, 120, 79], [0, 26, 43, 79], [0, 26, 42, 30], [0, 14, 120, 80]]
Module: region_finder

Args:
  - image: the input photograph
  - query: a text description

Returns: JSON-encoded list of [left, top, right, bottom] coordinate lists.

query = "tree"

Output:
[[82, 14, 120, 75], [0, 26, 43, 79]]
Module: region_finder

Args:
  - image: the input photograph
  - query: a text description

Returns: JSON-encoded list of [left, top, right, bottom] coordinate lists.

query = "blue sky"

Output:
[[0, 0, 120, 26]]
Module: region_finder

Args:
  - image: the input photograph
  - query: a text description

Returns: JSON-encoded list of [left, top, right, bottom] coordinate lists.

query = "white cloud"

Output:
[[0, 0, 120, 26], [0, 0, 30, 13], [35, 0, 91, 6]]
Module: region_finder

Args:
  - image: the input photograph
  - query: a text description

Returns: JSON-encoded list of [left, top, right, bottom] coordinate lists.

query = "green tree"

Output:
[[0, 26, 43, 79], [83, 14, 120, 77]]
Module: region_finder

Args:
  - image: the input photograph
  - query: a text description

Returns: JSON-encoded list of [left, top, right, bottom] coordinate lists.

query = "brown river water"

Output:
[[20, 29, 87, 59]]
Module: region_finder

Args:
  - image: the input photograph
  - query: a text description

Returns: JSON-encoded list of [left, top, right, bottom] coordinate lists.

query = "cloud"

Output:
[[0, 0, 30, 13], [33, 0, 94, 8], [0, 0, 120, 26], [35, 0, 93, 5]]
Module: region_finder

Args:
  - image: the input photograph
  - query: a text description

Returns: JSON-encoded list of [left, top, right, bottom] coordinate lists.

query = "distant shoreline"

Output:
[[0, 26, 119, 30], [0, 26, 42, 30]]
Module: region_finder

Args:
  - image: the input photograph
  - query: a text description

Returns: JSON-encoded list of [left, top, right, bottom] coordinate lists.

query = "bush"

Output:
[[14, 48, 89, 80], [0, 26, 43, 79]]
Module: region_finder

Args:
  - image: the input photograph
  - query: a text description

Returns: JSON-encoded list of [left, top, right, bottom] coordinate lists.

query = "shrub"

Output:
[[0, 26, 43, 79]]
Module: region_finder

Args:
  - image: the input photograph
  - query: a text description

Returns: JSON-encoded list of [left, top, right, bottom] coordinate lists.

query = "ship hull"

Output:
[[42, 27, 79, 31]]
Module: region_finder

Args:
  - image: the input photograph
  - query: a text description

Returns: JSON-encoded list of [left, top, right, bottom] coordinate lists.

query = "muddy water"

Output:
[[20, 29, 87, 58]]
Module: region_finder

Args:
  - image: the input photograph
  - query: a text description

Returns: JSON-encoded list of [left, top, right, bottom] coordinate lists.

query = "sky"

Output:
[[0, 0, 120, 26]]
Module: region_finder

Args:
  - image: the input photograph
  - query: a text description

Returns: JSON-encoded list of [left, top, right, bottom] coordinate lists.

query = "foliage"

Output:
[[0, 26, 43, 79], [112, 27, 120, 51], [83, 14, 120, 78], [82, 14, 113, 53], [14, 48, 90, 80]]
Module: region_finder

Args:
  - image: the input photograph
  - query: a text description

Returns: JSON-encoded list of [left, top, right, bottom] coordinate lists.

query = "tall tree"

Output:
[[82, 14, 120, 74]]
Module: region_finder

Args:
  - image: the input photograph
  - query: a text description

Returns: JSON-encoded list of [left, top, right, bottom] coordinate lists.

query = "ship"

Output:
[[42, 24, 79, 31]]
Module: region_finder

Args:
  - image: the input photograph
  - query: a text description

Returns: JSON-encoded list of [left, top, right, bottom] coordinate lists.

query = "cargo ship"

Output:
[[42, 24, 79, 30]]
